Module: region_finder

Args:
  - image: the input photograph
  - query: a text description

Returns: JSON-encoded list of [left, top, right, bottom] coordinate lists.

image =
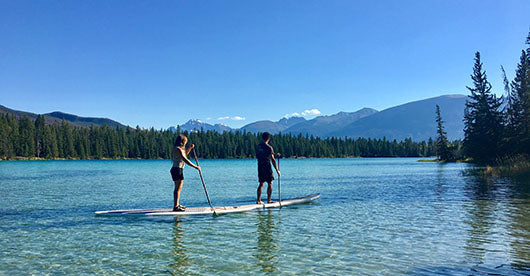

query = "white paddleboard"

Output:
[[241, 193, 321, 209], [95, 193, 320, 216]]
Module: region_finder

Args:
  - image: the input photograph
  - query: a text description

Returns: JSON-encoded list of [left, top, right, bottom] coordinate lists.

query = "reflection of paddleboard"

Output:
[[95, 193, 320, 216]]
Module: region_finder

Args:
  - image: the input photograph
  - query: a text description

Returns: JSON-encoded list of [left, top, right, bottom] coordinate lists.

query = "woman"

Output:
[[171, 134, 201, 211]]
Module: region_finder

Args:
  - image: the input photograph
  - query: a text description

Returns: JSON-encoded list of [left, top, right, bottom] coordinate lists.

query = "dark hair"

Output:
[[174, 134, 187, 147], [262, 132, 271, 141]]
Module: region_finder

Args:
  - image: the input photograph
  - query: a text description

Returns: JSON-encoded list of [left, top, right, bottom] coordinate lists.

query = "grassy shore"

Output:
[[466, 155, 530, 178]]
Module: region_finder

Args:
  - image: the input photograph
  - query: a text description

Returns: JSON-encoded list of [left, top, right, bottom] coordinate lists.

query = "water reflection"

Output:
[[506, 177, 530, 272], [169, 218, 190, 276], [463, 170, 530, 273], [254, 210, 278, 273], [463, 175, 497, 264], [436, 164, 445, 200]]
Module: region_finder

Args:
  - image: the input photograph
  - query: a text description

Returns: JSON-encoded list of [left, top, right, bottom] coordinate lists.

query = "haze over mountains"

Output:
[[2, 94, 466, 141], [171, 94, 467, 141]]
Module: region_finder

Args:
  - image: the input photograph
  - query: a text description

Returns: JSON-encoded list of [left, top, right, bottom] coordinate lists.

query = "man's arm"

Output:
[[271, 154, 280, 177]]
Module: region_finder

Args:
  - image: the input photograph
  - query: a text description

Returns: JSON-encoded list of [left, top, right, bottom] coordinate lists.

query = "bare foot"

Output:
[[256, 201, 264, 204], [267, 200, 276, 203]]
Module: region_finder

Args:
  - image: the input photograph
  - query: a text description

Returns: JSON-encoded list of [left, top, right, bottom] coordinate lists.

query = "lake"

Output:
[[0, 158, 529, 275]]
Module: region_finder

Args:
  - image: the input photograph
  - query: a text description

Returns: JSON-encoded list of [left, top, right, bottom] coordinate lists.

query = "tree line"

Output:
[[0, 114, 439, 160], [435, 30, 530, 164]]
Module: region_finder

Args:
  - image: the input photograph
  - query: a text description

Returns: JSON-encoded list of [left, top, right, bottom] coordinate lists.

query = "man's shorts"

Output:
[[170, 167, 184, 181], [258, 165, 274, 183]]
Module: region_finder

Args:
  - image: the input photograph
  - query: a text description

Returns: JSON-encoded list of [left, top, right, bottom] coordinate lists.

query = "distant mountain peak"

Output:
[[241, 116, 307, 134], [169, 119, 233, 133], [278, 116, 305, 126], [328, 94, 467, 141]]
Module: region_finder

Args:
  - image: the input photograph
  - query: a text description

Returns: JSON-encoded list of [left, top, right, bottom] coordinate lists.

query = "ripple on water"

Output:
[[1, 158, 529, 275]]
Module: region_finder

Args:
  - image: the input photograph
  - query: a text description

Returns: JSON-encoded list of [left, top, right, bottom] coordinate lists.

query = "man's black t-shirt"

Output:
[[256, 142, 274, 182]]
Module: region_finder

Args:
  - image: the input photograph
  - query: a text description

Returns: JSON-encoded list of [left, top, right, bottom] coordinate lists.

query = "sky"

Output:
[[1, 1, 529, 129]]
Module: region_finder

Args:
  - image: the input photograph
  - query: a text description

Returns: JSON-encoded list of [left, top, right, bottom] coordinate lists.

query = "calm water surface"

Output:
[[0, 158, 529, 275]]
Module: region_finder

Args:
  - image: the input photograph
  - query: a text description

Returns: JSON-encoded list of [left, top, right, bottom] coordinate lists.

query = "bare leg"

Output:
[[174, 180, 183, 208], [267, 181, 275, 203], [257, 182, 265, 204]]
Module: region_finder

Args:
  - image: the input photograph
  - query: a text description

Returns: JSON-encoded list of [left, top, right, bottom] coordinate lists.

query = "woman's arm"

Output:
[[179, 148, 201, 170], [186, 144, 195, 155]]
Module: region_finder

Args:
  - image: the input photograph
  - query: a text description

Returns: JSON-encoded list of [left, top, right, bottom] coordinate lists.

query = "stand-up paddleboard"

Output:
[[241, 193, 321, 209], [95, 193, 320, 216]]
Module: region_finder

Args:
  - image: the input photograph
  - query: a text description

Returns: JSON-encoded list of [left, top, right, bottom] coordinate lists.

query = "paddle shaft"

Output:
[[277, 155, 282, 208], [192, 147, 216, 215]]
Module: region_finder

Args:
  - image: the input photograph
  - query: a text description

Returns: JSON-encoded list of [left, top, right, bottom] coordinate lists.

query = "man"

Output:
[[255, 132, 281, 204]]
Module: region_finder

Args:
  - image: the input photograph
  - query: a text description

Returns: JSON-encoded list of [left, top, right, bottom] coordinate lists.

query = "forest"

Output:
[[0, 114, 439, 160]]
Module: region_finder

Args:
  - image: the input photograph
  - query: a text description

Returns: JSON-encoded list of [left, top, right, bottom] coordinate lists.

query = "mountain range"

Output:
[[0, 105, 125, 129], [170, 94, 466, 141], [2, 94, 467, 141]]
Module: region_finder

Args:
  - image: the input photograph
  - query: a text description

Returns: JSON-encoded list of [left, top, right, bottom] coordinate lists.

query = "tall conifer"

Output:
[[34, 115, 46, 157], [463, 52, 504, 163], [506, 32, 530, 155], [435, 105, 452, 161]]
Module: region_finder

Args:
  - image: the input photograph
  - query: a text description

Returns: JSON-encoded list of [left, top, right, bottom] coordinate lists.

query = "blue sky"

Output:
[[1, 1, 529, 129]]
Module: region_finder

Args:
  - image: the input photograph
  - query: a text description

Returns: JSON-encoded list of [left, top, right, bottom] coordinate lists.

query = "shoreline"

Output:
[[0, 156, 432, 161]]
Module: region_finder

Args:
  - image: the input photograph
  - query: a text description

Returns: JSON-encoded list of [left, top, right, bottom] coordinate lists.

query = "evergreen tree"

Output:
[[463, 52, 504, 164], [7, 115, 19, 157], [0, 115, 9, 158], [435, 105, 452, 161], [34, 115, 46, 157], [506, 33, 530, 156], [61, 120, 76, 158], [42, 124, 54, 158], [18, 116, 35, 157]]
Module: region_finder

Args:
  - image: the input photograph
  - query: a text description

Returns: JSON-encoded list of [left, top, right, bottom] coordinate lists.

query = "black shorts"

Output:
[[258, 165, 274, 183], [170, 167, 184, 181]]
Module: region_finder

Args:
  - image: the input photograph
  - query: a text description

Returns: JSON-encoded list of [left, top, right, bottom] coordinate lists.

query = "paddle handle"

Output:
[[193, 147, 216, 215]]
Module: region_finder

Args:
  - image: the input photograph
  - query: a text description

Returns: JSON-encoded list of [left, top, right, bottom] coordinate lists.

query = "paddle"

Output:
[[192, 147, 217, 216], [277, 153, 282, 208]]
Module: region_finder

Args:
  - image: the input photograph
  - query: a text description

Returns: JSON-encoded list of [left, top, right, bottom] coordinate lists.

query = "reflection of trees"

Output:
[[169, 218, 191, 276], [254, 210, 278, 273], [436, 164, 448, 200], [463, 174, 497, 265], [506, 177, 530, 271], [463, 170, 530, 272]]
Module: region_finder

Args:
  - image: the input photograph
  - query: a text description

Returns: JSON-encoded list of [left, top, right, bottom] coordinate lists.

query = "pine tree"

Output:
[[61, 120, 76, 158], [18, 116, 35, 157], [463, 52, 504, 164], [34, 115, 46, 157], [0, 115, 10, 159], [506, 32, 530, 156], [42, 125, 54, 158], [435, 105, 452, 161]]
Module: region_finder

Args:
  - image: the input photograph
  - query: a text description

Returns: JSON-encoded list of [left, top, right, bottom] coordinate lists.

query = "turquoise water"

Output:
[[1, 158, 529, 275]]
